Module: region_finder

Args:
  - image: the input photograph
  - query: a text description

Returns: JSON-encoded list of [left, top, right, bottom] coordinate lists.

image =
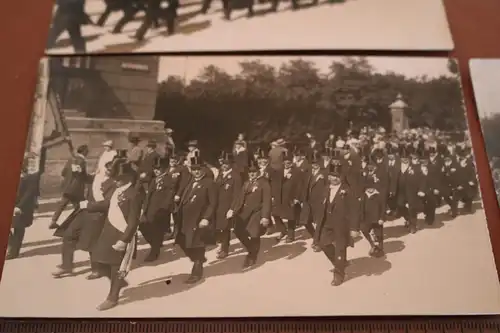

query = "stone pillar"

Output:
[[40, 56, 166, 198], [389, 93, 409, 133]]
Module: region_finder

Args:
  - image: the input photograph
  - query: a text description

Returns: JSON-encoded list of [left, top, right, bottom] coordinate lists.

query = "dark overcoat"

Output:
[[231, 177, 272, 238], [177, 175, 216, 248], [91, 184, 144, 266], [60, 154, 88, 201], [299, 170, 326, 225], [215, 169, 242, 230], [271, 167, 301, 220], [396, 164, 426, 212], [317, 183, 351, 249]]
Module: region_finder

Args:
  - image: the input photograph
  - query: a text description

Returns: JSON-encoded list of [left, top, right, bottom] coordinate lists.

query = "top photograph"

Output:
[[45, 0, 454, 54]]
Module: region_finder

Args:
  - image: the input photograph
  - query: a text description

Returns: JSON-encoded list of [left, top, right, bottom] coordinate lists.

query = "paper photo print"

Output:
[[45, 0, 454, 54], [470, 59, 500, 207], [1, 55, 499, 318]]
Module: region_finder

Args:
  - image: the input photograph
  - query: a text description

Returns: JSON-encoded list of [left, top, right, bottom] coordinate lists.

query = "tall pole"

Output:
[[27, 58, 50, 174]]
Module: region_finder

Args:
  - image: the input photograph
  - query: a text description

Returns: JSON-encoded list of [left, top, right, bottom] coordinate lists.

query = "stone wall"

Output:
[[39, 56, 165, 198]]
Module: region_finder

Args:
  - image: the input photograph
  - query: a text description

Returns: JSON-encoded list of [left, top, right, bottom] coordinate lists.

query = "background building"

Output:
[[40, 56, 165, 198]]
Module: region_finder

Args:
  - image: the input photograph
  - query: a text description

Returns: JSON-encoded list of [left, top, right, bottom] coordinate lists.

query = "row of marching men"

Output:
[[23, 130, 476, 311]]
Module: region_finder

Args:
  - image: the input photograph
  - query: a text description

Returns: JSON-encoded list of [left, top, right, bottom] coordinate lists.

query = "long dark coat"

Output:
[[426, 156, 444, 194], [215, 169, 242, 230], [12, 172, 39, 229], [142, 167, 184, 222], [231, 177, 272, 238], [138, 150, 160, 184], [177, 175, 216, 248], [342, 153, 362, 231], [317, 183, 351, 249], [60, 154, 88, 201], [271, 167, 301, 220], [91, 184, 144, 266], [54, 176, 116, 251], [299, 170, 327, 225], [396, 164, 426, 213]]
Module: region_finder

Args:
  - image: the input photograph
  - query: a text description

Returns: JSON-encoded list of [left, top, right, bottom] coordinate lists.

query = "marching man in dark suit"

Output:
[[360, 161, 385, 257], [272, 151, 301, 243], [89, 161, 144, 311], [52, 160, 117, 279], [317, 160, 351, 286], [226, 158, 272, 269], [214, 152, 243, 259], [396, 146, 426, 234], [6, 153, 40, 260], [453, 145, 477, 214], [299, 150, 327, 252], [233, 140, 249, 181], [386, 143, 401, 216], [46, 0, 91, 53], [177, 153, 216, 284], [168, 150, 191, 240], [50, 145, 90, 229], [422, 140, 444, 225], [139, 155, 182, 262], [137, 140, 160, 192]]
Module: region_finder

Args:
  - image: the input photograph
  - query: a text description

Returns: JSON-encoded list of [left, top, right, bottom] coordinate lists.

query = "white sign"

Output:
[[121, 62, 150, 72]]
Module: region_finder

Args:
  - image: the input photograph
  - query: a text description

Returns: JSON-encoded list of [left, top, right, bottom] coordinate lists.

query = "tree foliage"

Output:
[[155, 57, 466, 159], [481, 113, 500, 161]]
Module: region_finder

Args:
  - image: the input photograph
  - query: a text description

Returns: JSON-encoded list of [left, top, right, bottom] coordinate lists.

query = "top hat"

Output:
[[283, 150, 293, 162], [328, 162, 342, 177], [248, 158, 259, 172], [113, 160, 136, 179]]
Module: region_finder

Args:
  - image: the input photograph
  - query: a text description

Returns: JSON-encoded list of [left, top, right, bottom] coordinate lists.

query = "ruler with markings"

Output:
[[3, 318, 500, 333]]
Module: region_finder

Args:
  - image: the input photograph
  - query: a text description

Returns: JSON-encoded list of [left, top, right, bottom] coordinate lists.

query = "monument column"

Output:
[[389, 93, 409, 133]]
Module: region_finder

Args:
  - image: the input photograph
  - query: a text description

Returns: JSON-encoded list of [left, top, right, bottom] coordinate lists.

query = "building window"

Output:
[[61, 56, 93, 69]]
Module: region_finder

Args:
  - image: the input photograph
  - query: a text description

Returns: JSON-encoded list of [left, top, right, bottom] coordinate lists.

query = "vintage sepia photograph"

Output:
[[45, 0, 454, 54], [1, 55, 500, 318], [470, 59, 500, 207]]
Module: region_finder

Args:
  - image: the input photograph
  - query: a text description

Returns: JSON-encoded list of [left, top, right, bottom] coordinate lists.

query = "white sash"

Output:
[[91, 175, 107, 202], [107, 183, 132, 233]]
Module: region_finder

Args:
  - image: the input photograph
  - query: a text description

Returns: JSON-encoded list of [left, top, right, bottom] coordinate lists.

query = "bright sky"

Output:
[[158, 56, 453, 83], [470, 59, 500, 118]]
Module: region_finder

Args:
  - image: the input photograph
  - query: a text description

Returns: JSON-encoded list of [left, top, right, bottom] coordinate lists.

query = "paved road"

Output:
[[46, 0, 453, 53], [1, 202, 500, 317]]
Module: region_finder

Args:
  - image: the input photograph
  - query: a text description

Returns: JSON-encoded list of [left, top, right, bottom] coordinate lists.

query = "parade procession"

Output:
[[5, 124, 479, 312]]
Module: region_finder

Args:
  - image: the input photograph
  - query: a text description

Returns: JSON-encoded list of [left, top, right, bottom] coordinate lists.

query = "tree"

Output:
[[155, 57, 466, 158]]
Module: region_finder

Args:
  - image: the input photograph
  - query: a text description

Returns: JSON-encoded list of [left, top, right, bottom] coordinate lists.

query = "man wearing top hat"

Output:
[[453, 144, 477, 214], [52, 160, 117, 279], [95, 140, 117, 181], [396, 145, 426, 234], [137, 140, 160, 192], [166, 150, 191, 240], [226, 157, 272, 269], [386, 142, 401, 216], [139, 155, 183, 262], [6, 153, 40, 260], [360, 158, 385, 258], [88, 160, 144, 311], [268, 138, 287, 173], [317, 159, 351, 286], [422, 138, 444, 225], [50, 144, 90, 229], [271, 150, 301, 243], [127, 135, 143, 171], [298, 150, 327, 252], [214, 151, 243, 259], [177, 152, 216, 284], [233, 139, 249, 180]]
